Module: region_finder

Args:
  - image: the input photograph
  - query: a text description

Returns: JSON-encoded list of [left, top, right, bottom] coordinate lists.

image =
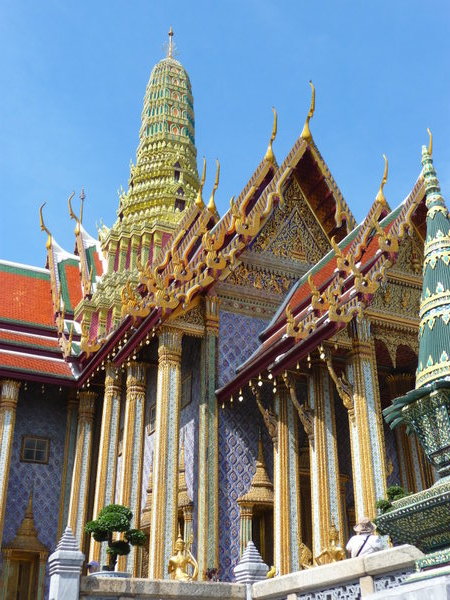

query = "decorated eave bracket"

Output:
[[249, 382, 278, 444], [281, 371, 314, 440]]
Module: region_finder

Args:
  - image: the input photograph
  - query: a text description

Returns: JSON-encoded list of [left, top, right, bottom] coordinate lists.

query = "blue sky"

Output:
[[1, 0, 449, 266]]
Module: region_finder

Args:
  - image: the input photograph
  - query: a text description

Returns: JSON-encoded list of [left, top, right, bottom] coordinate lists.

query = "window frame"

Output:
[[20, 435, 50, 465]]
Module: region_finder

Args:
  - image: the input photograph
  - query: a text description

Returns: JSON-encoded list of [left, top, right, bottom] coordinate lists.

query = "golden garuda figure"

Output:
[[168, 533, 199, 581]]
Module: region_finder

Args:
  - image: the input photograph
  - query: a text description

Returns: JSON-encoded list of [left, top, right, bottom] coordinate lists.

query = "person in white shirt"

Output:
[[346, 517, 384, 558]]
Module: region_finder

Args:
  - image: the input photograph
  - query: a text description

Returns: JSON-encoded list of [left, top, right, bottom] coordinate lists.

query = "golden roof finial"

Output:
[[168, 26, 174, 59], [427, 128, 433, 156], [264, 107, 277, 164], [39, 203, 52, 249], [207, 159, 220, 213], [375, 154, 389, 205], [300, 81, 315, 142], [195, 157, 207, 208]]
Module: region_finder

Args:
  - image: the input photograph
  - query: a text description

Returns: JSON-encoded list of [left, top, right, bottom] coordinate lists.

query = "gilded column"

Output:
[[347, 320, 387, 519], [273, 383, 302, 574], [238, 504, 253, 554], [90, 364, 122, 563], [149, 328, 182, 579], [118, 361, 146, 572], [0, 379, 20, 545], [67, 390, 96, 545], [57, 394, 79, 538], [309, 364, 344, 559], [197, 296, 219, 577]]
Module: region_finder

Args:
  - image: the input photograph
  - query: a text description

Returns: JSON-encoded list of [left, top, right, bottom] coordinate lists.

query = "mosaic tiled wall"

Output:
[[3, 385, 68, 599], [3, 386, 67, 551], [217, 310, 271, 581], [217, 310, 268, 389], [218, 399, 273, 581]]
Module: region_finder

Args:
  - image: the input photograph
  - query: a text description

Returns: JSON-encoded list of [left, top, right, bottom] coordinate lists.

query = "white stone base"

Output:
[[368, 569, 450, 599]]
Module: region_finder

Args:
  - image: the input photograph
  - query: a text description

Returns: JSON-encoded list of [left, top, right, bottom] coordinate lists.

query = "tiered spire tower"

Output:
[[120, 28, 199, 226]]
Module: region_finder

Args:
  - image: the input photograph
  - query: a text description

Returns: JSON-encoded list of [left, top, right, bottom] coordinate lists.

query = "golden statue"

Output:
[[168, 533, 198, 581], [299, 542, 313, 569], [315, 522, 346, 565]]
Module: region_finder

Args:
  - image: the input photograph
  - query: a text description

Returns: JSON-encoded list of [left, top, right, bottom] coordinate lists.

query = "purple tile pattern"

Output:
[[217, 310, 268, 389], [3, 388, 66, 551], [217, 311, 271, 581], [3, 386, 67, 599]]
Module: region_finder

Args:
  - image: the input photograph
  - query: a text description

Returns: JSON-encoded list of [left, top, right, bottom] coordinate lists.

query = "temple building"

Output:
[[0, 31, 440, 599]]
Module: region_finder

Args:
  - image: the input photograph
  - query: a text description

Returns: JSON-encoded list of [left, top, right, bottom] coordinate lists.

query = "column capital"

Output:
[[0, 379, 21, 411], [158, 327, 182, 360], [205, 296, 220, 335], [105, 362, 122, 388], [78, 390, 97, 422], [67, 393, 79, 412], [126, 361, 147, 389]]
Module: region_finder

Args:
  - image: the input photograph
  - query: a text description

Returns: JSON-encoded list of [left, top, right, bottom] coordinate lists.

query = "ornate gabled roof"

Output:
[[79, 96, 363, 373], [217, 171, 426, 401], [415, 144, 450, 387], [0, 260, 76, 383]]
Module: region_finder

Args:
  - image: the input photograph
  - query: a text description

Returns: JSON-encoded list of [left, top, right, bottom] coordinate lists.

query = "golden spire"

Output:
[[427, 127, 433, 156], [195, 157, 207, 208], [5, 492, 48, 553], [237, 436, 274, 505], [264, 107, 278, 164], [300, 81, 315, 141], [39, 202, 52, 249], [375, 154, 389, 205], [207, 159, 220, 213], [178, 442, 192, 508], [167, 26, 174, 58]]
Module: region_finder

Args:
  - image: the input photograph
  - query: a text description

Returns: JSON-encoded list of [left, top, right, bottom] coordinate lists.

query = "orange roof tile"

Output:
[[0, 350, 73, 379], [0, 262, 54, 328]]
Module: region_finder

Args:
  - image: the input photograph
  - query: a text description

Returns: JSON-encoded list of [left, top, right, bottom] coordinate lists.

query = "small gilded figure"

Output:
[[346, 517, 384, 558], [315, 522, 346, 565], [168, 533, 199, 581]]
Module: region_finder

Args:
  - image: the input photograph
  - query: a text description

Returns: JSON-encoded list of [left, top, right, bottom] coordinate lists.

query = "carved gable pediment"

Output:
[[391, 230, 423, 277], [249, 177, 330, 263]]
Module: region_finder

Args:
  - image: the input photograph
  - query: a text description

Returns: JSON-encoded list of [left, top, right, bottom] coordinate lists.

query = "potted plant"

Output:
[[85, 504, 146, 573]]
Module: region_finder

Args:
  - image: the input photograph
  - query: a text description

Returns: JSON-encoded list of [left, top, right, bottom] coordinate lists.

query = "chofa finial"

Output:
[[39, 203, 52, 249], [375, 154, 389, 205], [264, 107, 278, 164], [195, 157, 207, 208], [301, 81, 315, 142], [207, 159, 220, 213]]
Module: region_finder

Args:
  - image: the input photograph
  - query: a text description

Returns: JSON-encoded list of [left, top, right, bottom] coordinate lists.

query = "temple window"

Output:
[[174, 162, 181, 182], [175, 187, 185, 212], [20, 436, 50, 464], [147, 402, 156, 434]]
